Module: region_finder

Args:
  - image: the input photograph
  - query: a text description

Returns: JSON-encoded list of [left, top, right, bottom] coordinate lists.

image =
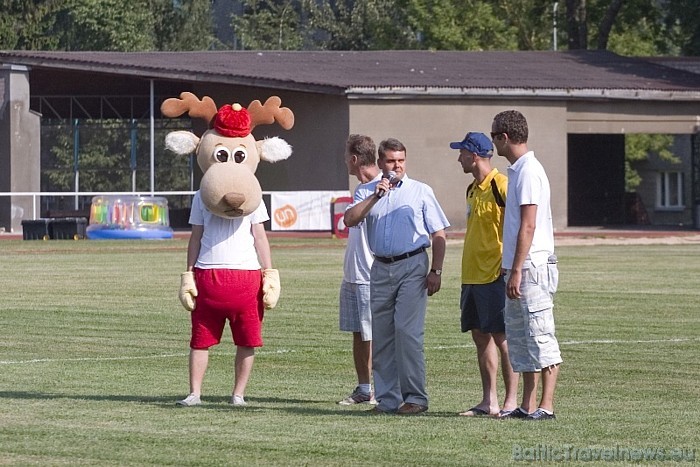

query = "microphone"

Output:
[[377, 171, 397, 198]]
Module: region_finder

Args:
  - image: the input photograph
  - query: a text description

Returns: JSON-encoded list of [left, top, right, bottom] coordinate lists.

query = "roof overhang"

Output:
[[346, 86, 700, 101]]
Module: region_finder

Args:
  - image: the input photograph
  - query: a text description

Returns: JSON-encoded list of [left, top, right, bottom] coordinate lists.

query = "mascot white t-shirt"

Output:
[[189, 190, 269, 270]]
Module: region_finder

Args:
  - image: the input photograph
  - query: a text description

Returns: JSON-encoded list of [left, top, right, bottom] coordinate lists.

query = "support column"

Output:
[[0, 64, 41, 233]]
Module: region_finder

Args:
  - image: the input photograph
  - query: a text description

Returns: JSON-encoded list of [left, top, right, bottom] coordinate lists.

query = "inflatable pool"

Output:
[[86, 195, 174, 240]]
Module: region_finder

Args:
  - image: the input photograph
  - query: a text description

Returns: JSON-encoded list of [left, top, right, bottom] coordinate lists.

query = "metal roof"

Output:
[[1, 49, 699, 100]]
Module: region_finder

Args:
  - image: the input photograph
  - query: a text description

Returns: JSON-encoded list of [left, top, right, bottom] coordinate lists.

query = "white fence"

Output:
[[1, 190, 352, 232]]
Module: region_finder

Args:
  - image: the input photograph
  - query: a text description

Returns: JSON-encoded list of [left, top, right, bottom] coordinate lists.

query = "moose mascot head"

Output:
[[160, 92, 294, 218]]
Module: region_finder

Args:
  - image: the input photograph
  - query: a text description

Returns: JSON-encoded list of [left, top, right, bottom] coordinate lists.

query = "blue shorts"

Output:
[[460, 276, 506, 334]]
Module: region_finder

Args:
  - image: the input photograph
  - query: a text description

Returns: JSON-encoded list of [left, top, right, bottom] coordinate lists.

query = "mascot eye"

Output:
[[214, 147, 231, 163], [232, 147, 248, 164]]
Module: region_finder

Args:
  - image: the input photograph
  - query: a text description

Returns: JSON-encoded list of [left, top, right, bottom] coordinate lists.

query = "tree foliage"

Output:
[[152, 0, 216, 51], [54, 0, 155, 51], [231, 0, 303, 50], [625, 134, 679, 192], [402, 0, 516, 50], [664, 0, 700, 56], [307, 0, 415, 50], [0, 0, 65, 49], [230, 0, 698, 56], [0, 0, 215, 51], [42, 121, 192, 203], [492, 0, 553, 50], [232, 0, 416, 50]]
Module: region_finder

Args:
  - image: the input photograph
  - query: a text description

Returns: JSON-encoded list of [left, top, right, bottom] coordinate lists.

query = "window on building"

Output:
[[656, 171, 684, 209]]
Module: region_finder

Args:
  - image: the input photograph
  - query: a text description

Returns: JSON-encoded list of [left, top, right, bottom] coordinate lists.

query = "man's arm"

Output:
[[344, 193, 378, 227], [506, 204, 537, 299], [344, 177, 392, 227], [426, 229, 446, 296]]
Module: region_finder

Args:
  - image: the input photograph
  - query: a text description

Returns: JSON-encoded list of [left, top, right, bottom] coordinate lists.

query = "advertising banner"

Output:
[[271, 191, 350, 231]]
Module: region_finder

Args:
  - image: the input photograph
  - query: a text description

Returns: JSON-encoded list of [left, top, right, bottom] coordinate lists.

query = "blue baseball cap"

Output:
[[449, 132, 493, 157]]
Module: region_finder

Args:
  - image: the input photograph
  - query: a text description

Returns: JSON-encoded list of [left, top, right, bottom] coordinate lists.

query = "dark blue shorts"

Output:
[[460, 276, 506, 334]]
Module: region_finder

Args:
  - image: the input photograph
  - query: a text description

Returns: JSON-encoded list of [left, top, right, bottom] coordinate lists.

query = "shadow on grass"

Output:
[[0, 390, 176, 404], [0, 391, 466, 418]]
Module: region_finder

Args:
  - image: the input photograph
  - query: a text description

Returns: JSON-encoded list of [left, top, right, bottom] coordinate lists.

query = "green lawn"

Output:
[[1, 238, 698, 466]]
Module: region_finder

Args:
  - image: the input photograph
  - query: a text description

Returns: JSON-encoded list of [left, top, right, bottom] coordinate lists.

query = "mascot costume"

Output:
[[161, 92, 294, 407]]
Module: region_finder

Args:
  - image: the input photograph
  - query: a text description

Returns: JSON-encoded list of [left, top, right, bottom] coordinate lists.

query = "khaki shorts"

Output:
[[504, 263, 562, 372]]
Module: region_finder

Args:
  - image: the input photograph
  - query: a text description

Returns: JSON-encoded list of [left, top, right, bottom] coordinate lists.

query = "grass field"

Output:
[[1, 237, 699, 466]]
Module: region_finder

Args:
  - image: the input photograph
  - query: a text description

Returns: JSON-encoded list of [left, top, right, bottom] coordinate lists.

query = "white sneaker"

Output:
[[230, 394, 247, 406], [176, 393, 201, 406], [338, 387, 377, 405]]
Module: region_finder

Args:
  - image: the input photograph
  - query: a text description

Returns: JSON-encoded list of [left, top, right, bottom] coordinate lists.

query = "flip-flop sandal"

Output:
[[458, 406, 490, 417]]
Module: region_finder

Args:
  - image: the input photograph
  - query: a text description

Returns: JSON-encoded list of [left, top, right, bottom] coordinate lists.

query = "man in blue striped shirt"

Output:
[[345, 138, 450, 415]]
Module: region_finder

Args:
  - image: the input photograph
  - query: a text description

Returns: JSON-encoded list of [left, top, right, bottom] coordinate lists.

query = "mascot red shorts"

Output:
[[190, 268, 265, 349]]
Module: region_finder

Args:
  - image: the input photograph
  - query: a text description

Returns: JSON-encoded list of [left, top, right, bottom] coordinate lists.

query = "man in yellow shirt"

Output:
[[449, 132, 519, 417]]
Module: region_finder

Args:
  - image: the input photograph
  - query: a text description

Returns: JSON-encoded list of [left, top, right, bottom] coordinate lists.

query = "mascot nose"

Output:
[[223, 192, 246, 211], [224, 192, 245, 207]]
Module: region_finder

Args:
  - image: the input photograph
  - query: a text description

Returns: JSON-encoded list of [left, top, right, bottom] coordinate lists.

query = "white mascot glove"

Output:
[[179, 271, 198, 312], [262, 269, 281, 310]]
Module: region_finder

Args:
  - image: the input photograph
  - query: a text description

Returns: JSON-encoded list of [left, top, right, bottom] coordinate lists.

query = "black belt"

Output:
[[374, 247, 426, 264]]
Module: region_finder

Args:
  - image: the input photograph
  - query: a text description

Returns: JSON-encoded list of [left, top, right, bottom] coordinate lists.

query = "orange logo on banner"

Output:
[[274, 204, 298, 228]]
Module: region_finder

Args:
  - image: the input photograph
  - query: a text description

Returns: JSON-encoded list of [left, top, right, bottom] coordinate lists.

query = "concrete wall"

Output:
[[349, 99, 569, 231], [568, 101, 700, 134], [0, 65, 41, 233]]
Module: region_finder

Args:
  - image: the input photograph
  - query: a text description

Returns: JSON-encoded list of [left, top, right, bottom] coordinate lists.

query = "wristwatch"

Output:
[[430, 268, 442, 276]]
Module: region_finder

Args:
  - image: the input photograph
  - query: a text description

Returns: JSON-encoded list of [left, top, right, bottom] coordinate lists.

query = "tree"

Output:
[[566, 0, 588, 49], [493, 0, 554, 50], [232, 0, 304, 50], [625, 134, 679, 192], [0, 0, 66, 50], [402, 0, 516, 50], [231, 0, 415, 51], [664, 0, 700, 56], [151, 0, 216, 51], [564, 0, 684, 55], [595, 0, 623, 50], [53, 0, 155, 51], [0, 0, 216, 51], [42, 119, 192, 204], [306, 0, 416, 50]]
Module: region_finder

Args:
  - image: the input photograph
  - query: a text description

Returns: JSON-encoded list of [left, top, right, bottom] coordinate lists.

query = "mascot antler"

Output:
[[248, 96, 295, 131], [161, 93, 294, 134], [161, 92, 218, 124]]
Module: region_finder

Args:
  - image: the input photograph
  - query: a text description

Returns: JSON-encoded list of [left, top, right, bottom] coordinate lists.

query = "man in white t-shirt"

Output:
[[492, 110, 562, 421], [337, 134, 381, 406], [176, 192, 278, 407]]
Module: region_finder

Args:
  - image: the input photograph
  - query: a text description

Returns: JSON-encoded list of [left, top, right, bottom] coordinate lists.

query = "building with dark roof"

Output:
[[2, 50, 699, 233]]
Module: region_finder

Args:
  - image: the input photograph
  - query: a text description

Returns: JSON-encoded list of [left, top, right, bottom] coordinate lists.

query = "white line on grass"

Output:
[[0, 348, 295, 365], [436, 337, 698, 350], [558, 337, 699, 345], [2, 338, 697, 366]]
